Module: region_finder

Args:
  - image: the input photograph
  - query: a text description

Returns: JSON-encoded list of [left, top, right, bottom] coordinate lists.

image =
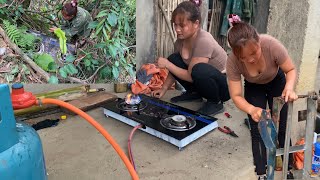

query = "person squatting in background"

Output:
[[50, 0, 92, 44], [151, 0, 230, 116], [226, 14, 298, 180]]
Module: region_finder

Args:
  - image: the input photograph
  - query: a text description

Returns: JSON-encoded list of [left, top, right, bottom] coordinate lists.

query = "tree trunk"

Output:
[[0, 26, 51, 82]]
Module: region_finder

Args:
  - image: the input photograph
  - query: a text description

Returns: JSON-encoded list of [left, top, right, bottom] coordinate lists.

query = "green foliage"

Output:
[[3, 63, 31, 83], [2, 20, 39, 52], [48, 75, 59, 84], [90, 0, 136, 81], [0, 2, 23, 21], [1, 0, 136, 83], [81, 53, 99, 72], [3, 20, 20, 43], [59, 63, 78, 78], [33, 53, 56, 72], [99, 66, 112, 79], [65, 54, 76, 63]]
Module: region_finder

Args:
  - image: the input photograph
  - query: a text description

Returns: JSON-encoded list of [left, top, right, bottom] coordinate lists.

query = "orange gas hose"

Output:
[[36, 98, 139, 180]]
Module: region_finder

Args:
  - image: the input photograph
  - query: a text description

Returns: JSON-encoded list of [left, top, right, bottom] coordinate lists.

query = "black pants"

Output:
[[167, 53, 230, 102], [244, 69, 293, 175]]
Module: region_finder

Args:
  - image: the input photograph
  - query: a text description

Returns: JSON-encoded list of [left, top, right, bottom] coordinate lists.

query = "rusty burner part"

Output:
[[160, 115, 196, 131]]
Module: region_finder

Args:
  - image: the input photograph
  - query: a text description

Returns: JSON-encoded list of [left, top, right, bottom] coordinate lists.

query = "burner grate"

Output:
[[116, 100, 147, 112], [160, 115, 196, 131]]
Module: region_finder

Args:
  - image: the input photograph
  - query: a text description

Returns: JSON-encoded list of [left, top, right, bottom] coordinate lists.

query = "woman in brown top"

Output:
[[151, 1, 230, 116], [226, 15, 298, 179]]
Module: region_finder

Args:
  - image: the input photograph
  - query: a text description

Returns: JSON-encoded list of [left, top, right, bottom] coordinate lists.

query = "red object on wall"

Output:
[[11, 83, 36, 110]]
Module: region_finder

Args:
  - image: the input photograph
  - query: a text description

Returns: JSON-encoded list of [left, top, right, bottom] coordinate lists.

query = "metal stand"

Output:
[[275, 92, 318, 180]]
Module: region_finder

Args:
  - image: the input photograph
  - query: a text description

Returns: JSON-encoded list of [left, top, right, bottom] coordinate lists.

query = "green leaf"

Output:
[[48, 62, 58, 72], [11, 65, 19, 74], [84, 59, 91, 67], [59, 68, 67, 78], [21, 64, 30, 75], [112, 66, 119, 79], [108, 45, 117, 58], [92, 60, 99, 65], [6, 74, 14, 82], [102, 27, 108, 40], [105, 23, 111, 32], [34, 53, 55, 72], [94, 43, 107, 49], [66, 64, 78, 75], [96, 10, 109, 18], [95, 24, 104, 36], [48, 76, 59, 84], [120, 56, 126, 64], [107, 13, 118, 27], [88, 21, 99, 29], [65, 54, 76, 63], [124, 20, 130, 35], [99, 66, 112, 79], [18, 5, 24, 13], [97, 18, 106, 27], [128, 66, 135, 77], [115, 61, 119, 67], [63, 64, 73, 75]]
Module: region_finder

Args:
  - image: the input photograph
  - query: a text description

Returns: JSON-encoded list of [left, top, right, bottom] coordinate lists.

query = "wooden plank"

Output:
[[62, 92, 118, 114]]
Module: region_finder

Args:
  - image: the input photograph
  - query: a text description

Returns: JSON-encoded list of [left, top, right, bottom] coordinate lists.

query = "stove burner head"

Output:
[[125, 94, 141, 105], [172, 115, 186, 122], [117, 100, 147, 112], [160, 115, 196, 131]]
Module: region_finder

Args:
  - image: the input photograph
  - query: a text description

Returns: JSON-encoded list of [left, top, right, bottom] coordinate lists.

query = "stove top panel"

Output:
[[102, 94, 218, 149]]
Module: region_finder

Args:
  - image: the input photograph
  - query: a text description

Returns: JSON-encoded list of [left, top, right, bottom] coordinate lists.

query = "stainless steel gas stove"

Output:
[[102, 94, 218, 150]]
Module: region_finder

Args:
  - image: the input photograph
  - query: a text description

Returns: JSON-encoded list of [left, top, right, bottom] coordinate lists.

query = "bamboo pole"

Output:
[[14, 85, 88, 116], [208, 0, 215, 33], [158, 0, 175, 44]]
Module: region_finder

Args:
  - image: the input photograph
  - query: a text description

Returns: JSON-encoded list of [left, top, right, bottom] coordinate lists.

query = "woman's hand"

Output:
[[248, 106, 264, 122], [281, 88, 298, 102], [156, 57, 169, 69], [151, 88, 167, 99], [49, 27, 57, 32]]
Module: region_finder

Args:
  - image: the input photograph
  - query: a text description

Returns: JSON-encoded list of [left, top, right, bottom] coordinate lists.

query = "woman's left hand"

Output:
[[281, 88, 298, 102], [49, 27, 57, 32], [156, 57, 169, 69]]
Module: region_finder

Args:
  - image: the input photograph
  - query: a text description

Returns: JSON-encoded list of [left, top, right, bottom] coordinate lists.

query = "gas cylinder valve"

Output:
[[10, 83, 37, 110]]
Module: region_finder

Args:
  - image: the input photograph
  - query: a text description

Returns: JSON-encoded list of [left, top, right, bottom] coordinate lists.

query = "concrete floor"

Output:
[[18, 85, 307, 180], [20, 61, 319, 180], [34, 89, 256, 180]]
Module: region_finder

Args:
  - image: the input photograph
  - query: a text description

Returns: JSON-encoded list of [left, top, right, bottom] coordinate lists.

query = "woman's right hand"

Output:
[[248, 106, 264, 122], [151, 89, 166, 99]]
